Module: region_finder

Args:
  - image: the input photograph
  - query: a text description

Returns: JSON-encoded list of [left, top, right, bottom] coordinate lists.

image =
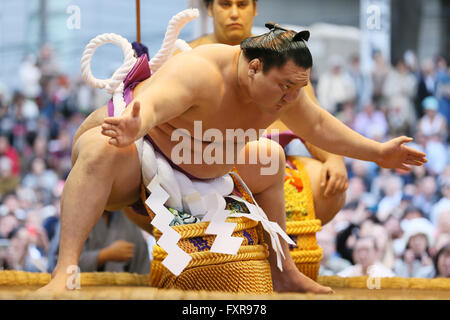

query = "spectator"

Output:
[[394, 218, 435, 278], [0, 135, 20, 176], [0, 214, 19, 239], [382, 58, 417, 126], [19, 54, 41, 100], [424, 134, 447, 175], [345, 176, 366, 205], [418, 96, 447, 141], [377, 175, 404, 220], [22, 157, 58, 196], [348, 55, 372, 111], [77, 211, 150, 274], [5, 225, 47, 272], [338, 236, 395, 277], [4, 226, 29, 270], [353, 101, 388, 140], [413, 176, 439, 219], [415, 59, 437, 119], [435, 55, 450, 126], [433, 244, 450, 278], [37, 44, 60, 78], [386, 95, 412, 137], [402, 206, 426, 221], [335, 100, 356, 128], [316, 224, 351, 276], [0, 157, 20, 197], [371, 51, 390, 107], [317, 55, 356, 114], [430, 177, 450, 226]]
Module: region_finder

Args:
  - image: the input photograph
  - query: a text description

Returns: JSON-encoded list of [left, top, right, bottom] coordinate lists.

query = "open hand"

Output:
[[375, 136, 427, 171], [101, 101, 141, 147]]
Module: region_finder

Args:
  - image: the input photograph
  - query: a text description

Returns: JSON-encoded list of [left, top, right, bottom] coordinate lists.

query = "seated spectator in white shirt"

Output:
[[418, 96, 447, 141], [338, 236, 395, 277], [394, 218, 435, 278]]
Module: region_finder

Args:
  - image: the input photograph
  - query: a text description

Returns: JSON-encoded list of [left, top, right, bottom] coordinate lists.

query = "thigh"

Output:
[[72, 125, 143, 211], [292, 156, 345, 225]]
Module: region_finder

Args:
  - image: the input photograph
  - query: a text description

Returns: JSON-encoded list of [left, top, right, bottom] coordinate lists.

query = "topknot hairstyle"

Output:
[[240, 21, 313, 73]]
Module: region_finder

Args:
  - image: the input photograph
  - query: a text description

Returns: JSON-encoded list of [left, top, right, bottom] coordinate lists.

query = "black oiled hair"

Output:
[[240, 22, 313, 73], [203, 0, 258, 7]]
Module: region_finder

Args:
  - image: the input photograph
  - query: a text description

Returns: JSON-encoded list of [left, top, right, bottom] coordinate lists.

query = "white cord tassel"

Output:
[[149, 8, 199, 73], [80, 33, 137, 116]]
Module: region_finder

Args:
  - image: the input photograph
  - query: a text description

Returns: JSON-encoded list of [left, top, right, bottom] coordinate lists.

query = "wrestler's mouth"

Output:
[[227, 23, 242, 29], [276, 101, 287, 109]]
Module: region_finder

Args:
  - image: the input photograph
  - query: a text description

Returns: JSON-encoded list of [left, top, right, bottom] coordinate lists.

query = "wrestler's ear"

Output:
[[248, 59, 261, 77], [253, 1, 258, 16], [207, 2, 213, 17]]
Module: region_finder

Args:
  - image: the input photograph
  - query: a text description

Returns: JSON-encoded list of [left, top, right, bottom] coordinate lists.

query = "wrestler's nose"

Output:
[[230, 5, 239, 18]]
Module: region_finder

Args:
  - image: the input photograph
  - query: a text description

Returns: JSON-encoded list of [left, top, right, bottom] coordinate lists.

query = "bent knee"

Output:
[[244, 138, 286, 172], [315, 190, 346, 225], [73, 127, 132, 172], [236, 138, 286, 193]]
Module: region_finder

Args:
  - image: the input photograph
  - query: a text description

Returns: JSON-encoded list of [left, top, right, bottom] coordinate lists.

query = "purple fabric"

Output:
[[263, 130, 305, 148], [107, 53, 151, 117], [132, 42, 150, 60]]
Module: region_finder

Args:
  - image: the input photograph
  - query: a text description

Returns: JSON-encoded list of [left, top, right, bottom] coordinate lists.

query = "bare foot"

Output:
[[33, 272, 79, 299], [273, 266, 335, 294]]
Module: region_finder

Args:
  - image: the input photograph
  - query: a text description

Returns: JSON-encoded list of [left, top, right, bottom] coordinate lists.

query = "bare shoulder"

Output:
[[159, 49, 225, 94], [188, 34, 215, 48]]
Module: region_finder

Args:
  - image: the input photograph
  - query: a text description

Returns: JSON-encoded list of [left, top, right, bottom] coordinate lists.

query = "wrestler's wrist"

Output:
[[324, 154, 344, 164], [373, 141, 384, 164]]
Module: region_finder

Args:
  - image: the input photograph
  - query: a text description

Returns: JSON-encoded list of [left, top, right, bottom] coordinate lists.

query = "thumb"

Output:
[[398, 136, 413, 144], [132, 101, 140, 118], [320, 165, 327, 188]]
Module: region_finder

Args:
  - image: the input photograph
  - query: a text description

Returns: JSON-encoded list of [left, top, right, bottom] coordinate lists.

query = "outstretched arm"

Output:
[[280, 89, 427, 171], [101, 54, 220, 147]]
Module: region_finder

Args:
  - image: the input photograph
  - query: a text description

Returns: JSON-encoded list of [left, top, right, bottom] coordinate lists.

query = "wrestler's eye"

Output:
[[238, 2, 249, 8], [220, 1, 232, 8], [280, 84, 290, 91]]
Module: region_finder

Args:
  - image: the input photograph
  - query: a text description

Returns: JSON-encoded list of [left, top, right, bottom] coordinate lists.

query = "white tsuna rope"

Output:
[[81, 33, 137, 116], [149, 8, 199, 73], [80, 9, 199, 117]]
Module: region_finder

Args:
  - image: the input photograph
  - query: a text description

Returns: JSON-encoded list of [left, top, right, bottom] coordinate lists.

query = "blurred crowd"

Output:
[[0, 43, 449, 279], [313, 51, 450, 279]]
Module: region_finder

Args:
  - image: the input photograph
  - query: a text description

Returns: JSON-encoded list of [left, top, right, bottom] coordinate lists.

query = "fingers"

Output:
[[398, 163, 411, 171], [109, 138, 118, 146], [102, 129, 117, 138], [104, 117, 121, 125], [404, 159, 425, 166], [320, 166, 327, 189], [324, 175, 337, 198], [404, 145, 426, 158]]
